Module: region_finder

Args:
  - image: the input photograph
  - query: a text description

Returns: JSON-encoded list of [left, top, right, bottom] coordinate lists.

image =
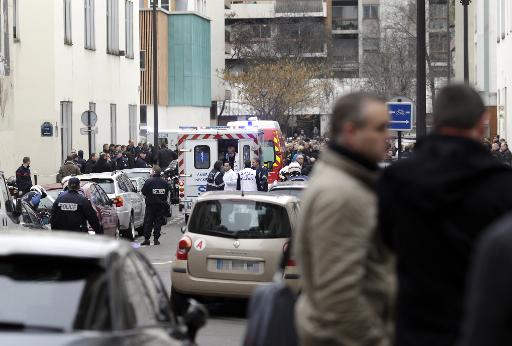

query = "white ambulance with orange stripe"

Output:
[[151, 126, 264, 220]]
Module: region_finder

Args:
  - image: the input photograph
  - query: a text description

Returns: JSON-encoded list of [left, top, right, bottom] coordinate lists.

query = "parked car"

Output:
[[269, 180, 308, 199], [0, 171, 20, 230], [0, 231, 207, 345], [170, 192, 301, 314], [75, 172, 145, 240], [130, 177, 147, 195]]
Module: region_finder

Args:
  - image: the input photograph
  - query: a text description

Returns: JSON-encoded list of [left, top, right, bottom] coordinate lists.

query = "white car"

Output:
[[75, 172, 145, 240]]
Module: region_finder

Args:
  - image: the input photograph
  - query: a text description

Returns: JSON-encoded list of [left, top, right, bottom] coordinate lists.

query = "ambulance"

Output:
[[149, 126, 264, 220], [227, 118, 286, 184]]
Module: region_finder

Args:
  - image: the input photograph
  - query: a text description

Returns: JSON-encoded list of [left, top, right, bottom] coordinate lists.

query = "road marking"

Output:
[[152, 260, 173, 265]]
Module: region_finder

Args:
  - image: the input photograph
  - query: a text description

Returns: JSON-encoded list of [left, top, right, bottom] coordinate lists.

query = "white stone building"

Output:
[[0, 0, 140, 184]]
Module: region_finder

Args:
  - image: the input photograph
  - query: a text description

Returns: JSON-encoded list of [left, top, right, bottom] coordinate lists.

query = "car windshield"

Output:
[[124, 171, 150, 180], [189, 200, 291, 239], [270, 188, 304, 199], [0, 255, 108, 332], [82, 179, 115, 194], [38, 189, 63, 210]]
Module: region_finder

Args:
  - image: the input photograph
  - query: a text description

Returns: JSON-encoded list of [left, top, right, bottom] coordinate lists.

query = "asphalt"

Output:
[[136, 206, 247, 346]]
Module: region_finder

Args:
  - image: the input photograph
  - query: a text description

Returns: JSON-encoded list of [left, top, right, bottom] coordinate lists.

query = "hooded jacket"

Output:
[[378, 134, 512, 346]]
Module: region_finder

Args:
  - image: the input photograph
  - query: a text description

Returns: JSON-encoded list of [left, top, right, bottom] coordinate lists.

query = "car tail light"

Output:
[[283, 242, 296, 267], [113, 196, 124, 208], [176, 236, 192, 260]]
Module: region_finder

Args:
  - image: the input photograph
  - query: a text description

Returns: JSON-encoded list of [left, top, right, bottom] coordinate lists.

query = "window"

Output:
[[129, 105, 137, 142], [140, 50, 146, 70], [261, 140, 276, 168], [194, 146, 211, 169], [150, 0, 169, 10], [332, 5, 358, 30], [363, 38, 379, 52], [13, 0, 19, 41], [125, 1, 134, 59], [110, 104, 117, 144], [363, 4, 379, 19], [117, 177, 129, 193], [84, 0, 95, 50], [243, 145, 251, 162], [60, 101, 73, 163], [140, 105, 147, 124], [107, 0, 119, 54], [64, 0, 72, 45]]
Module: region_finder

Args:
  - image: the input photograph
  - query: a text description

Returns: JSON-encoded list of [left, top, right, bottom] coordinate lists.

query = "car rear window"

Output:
[[83, 179, 115, 194], [0, 255, 109, 332], [189, 200, 292, 239]]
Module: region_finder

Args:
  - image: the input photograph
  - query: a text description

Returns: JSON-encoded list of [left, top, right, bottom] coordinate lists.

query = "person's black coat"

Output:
[[84, 159, 96, 174], [498, 149, 512, 166], [158, 148, 177, 169], [457, 214, 512, 346], [141, 176, 170, 206], [378, 134, 512, 346], [50, 190, 101, 233], [15, 165, 32, 194], [134, 157, 150, 168], [92, 158, 113, 173]]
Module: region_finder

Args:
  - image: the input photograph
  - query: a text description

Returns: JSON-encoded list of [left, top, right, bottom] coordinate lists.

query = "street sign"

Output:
[[81, 110, 98, 127], [41, 122, 53, 137], [388, 102, 413, 131], [80, 127, 98, 135]]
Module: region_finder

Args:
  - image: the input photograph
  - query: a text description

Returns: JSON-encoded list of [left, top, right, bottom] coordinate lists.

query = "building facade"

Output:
[[0, 0, 140, 184]]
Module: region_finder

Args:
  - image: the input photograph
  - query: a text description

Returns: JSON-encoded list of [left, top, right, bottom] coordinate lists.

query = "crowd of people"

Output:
[[54, 141, 178, 183], [482, 135, 512, 166]]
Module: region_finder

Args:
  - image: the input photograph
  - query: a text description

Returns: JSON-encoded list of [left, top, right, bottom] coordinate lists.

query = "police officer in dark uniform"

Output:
[[141, 166, 170, 246], [50, 177, 102, 234], [252, 157, 269, 192], [206, 161, 225, 192]]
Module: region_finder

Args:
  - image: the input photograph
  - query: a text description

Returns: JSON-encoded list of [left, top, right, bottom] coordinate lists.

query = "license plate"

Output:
[[215, 259, 261, 273]]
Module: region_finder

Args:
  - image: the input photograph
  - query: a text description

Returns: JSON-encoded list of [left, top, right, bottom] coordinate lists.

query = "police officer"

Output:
[[206, 160, 225, 192], [237, 160, 258, 192], [21, 185, 47, 211], [141, 165, 170, 246], [50, 177, 101, 234], [252, 157, 269, 192]]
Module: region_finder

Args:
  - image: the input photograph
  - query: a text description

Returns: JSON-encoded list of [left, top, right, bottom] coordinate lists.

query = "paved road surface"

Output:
[[136, 207, 247, 346]]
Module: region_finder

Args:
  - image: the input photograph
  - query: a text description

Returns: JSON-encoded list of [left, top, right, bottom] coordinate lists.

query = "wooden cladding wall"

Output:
[[140, 10, 169, 106]]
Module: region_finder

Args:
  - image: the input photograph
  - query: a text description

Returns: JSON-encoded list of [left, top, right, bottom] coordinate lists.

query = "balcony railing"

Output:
[[332, 18, 358, 31], [275, 0, 324, 13]]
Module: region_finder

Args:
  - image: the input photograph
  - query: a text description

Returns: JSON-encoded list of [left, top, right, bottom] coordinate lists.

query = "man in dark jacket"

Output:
[[252, 157, 268, 191], [158, 143, 178, 169], [75, 150, 87, 173], [58, 155, 81, 182], [15, 157, 32, 195], [141, 166, 170, 246], [92, 153, 113, 173], [135, 152, 150, 168], [378, 84, 512, 346], [85, 153, 97, 174], [206, 161, 225, 191], [498, 142, 512, 166], [50, 178, 101, 234]]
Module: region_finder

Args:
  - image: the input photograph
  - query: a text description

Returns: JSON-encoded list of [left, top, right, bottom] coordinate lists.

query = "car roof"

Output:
[[197, 191, 299, 205], [270, 181, 308, 189], [122, 168, 151, 173], [0, 231, 131, 259], [43, 183, 64, 191], [75, 172, 119, 180]]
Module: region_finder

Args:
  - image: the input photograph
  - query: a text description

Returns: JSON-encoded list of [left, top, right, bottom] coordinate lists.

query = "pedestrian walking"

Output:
[[15, 157, 32, 196], [206, 161, 225, 192], [296, 92, 394, 346], [378, 84, 512, 346], [252, 157, 268, 192], [50, 177, 101, 234], [141, 166, 170, 246], [237, 161, 258, 193], [85, 153, 97, 174], [223, 161, 238, 191], [57, 155, 81, 182]]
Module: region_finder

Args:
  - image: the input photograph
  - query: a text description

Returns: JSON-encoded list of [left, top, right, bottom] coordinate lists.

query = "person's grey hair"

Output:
[[433, 84, 486, 130], [152, 165, 162, 176], [330, 92, 386, 137]]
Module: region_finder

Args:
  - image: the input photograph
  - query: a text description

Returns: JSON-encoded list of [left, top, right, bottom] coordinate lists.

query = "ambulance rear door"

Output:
[[183, 138, 218, 212]]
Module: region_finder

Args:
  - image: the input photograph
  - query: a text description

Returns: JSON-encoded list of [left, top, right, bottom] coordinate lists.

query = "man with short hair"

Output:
[[141, 166, 170, 246], [135, 151, 150, 168], [297, 92, 394, 346], [237, 160, 258, 192], [379, 84, 512, 346], [158, 143, 178, 169], [15, 157, 32, 196], [85, 153, 98, 174], [223, 161, 237, 191], [58, 155, 81, 183], [75, 150, 87, 173], [206, 161, 225, 192], [50, 177, 101, 234], [251, 157, 268, 192]]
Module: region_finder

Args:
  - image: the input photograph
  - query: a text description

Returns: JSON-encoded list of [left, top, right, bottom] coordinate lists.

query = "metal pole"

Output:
[[397, 132, 402, 159], [152, 0, 159, 162], [463, 2, 469, 83], [416, 0, 427, 138], [87, 111, 92, 157], [447, 0, 451, 83]]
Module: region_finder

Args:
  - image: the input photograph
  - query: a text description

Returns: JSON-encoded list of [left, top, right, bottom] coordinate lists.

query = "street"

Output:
[[137, 207, 247, 346]]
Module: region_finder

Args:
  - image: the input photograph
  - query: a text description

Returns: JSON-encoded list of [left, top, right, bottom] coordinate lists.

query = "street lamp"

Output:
[[416, 0, 427, 138], [461, 0, 471, 83], [152, 0, 159, 156]]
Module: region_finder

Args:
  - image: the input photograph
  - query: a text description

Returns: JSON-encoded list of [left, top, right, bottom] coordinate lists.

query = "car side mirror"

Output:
[[183, 299, 208, 343]]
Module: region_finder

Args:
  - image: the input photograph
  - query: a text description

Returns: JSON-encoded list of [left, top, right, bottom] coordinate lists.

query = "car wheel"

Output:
[[121, 213, 136, 241], [170, 286, 190, 317]]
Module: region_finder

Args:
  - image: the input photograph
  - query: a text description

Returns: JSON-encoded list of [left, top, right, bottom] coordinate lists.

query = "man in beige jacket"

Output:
[[296, 92, 395, 346]]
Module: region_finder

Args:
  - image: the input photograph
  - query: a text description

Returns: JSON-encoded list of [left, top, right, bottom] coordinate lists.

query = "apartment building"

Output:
[[0, 0, 140, 184]]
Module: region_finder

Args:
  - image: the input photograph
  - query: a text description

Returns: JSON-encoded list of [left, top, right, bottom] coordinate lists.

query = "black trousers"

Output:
[[143, 204, 166, 240]]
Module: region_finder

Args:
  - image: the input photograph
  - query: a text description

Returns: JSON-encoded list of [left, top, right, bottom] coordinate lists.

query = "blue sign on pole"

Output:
[[387, 102, 414, 131]]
